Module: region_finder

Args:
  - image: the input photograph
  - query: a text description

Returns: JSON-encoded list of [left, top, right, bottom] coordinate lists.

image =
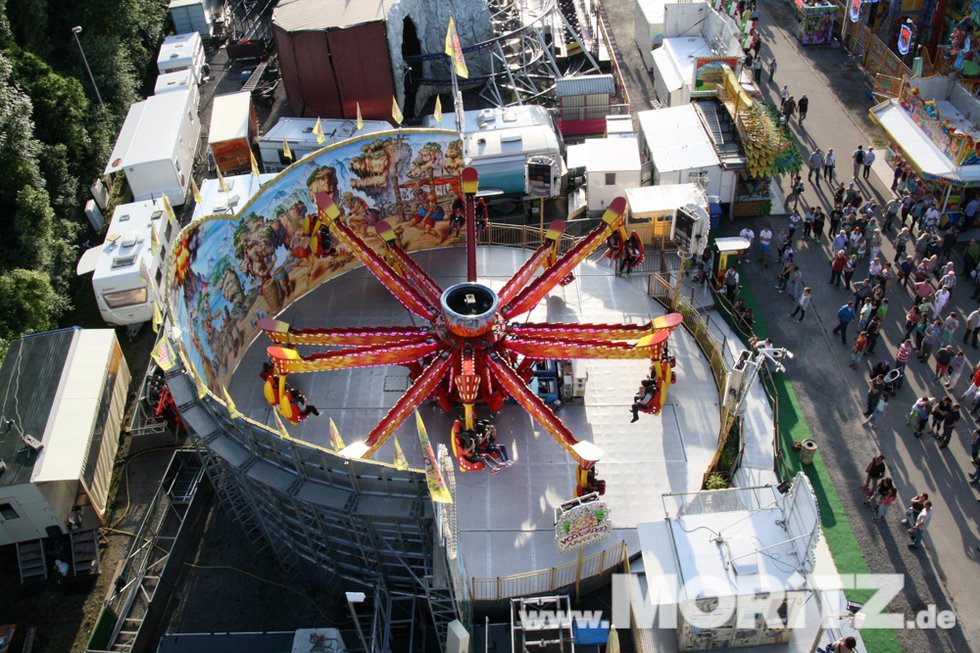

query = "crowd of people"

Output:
[[725, 122, 980, 553]]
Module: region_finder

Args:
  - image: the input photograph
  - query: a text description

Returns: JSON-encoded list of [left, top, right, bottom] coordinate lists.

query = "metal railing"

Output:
[[470, 541, 626, 602]]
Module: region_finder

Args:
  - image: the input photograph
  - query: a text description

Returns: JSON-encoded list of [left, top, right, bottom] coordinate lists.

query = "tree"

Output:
[[0, 268, 67, 342]]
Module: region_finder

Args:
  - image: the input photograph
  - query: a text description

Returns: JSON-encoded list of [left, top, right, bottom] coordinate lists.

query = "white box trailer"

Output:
[[635, 0, 696, 70], [191, 172, 277, 220], [104, 87, 201, 206], [0, 328, 131, 546], [637, 105, 736, 206], [581, 137, 642, 212], [209, 91, 257, 175], [154, 69, 195, 95], [625, 183, 710, 255], [169, 0, 214, 37], [258, 117, 392, 173], [423, 105, 566, 196], [76, 198, 179, 327], [157, 32, 206, 83]]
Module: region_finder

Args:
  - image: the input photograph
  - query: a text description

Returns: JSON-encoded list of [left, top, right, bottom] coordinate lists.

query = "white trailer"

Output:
[[104, 87, 201, 206], [637, 105, 736, 207], [191, 172, 277, 220], [258, 117, 392, 173], [157, 32, 206, 83], [422, 105, 565, 196], [0, 329, 131, 546], [579, 137, 642, 212], [76, 198, 179, 327], [154, 69, 195, 95], [625, 183, 710, 255], [169, 0, 214, 37], [634, 0, 696, 70]]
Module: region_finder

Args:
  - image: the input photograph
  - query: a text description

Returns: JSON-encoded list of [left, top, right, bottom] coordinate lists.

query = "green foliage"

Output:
[[0, 268, 68, 340], [0, 1, 170, 347], [705, 473, 730, 490]]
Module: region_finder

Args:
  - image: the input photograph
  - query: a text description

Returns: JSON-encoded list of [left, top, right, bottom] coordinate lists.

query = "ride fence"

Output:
[[470, 540, 627, 602]]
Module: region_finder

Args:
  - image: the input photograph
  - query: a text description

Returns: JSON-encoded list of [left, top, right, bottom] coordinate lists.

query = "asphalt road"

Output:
[[600, 0, 979, 650]]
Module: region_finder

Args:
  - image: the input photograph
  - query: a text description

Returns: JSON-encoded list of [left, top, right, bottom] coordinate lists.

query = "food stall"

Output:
[[792, 0, 835, 45]]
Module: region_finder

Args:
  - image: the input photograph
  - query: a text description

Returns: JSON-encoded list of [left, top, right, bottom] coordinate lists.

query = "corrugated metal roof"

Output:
[[272, 0, 398, 31], [555, 74, 616, 97], [0, 329, 78, 488]]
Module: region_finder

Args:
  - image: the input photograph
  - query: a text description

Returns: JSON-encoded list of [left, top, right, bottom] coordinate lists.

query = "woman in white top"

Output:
[[788, 287, 812, 322]]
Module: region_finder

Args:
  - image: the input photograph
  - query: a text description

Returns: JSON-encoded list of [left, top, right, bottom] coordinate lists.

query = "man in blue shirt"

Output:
[[831, 301, 855, 345]]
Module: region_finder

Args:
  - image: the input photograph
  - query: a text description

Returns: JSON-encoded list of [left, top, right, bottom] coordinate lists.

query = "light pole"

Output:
[[345, 591, 371, 653], [71, 26, 105, 110]]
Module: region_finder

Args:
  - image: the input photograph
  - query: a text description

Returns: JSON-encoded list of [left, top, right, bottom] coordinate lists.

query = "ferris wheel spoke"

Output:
[[362, 353, 455, 458], [486, 355, 602, 467], [502, 197, 627, 319]]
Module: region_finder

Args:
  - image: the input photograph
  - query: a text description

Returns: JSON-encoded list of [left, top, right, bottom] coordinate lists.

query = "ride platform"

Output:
[[227, 247, 720, 585]]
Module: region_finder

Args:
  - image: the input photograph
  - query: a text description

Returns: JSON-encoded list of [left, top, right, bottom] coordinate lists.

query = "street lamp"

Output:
[[71, 26, 105, 110], [345, 591, 371, 653]]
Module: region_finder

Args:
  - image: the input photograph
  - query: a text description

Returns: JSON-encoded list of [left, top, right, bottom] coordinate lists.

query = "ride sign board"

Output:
[[526, 156, 560, 198], [555, 495, 612, 552]]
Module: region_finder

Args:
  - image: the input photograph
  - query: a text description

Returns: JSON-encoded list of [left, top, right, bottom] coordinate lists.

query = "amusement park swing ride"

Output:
[[258, 168, 682, 497]]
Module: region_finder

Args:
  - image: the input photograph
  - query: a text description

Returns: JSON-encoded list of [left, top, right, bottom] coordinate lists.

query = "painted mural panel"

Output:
[[168, 129, 464, 389]]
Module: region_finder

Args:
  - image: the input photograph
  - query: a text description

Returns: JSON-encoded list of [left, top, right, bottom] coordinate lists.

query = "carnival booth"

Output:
[[792, 0, 835, 45], [870, 76, 980, 222]]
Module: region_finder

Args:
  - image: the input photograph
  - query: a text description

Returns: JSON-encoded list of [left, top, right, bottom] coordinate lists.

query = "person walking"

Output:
[[788, 266, 803, 301], [779, 84, 789, 107], [964, 307, 980, 348], [788, 287, 811, 321], [863, 147, 876, 180], [852, 145, 865, 180], [798, 94, 809, 124], [782, 95, 796, 122], [724, 266, 740, 303], [946, 350, 968, 389], [758, 225, 773, 267], [843, 255, 858, 291], [930, 396, 952, 436], [861, 454, 886, 491], [823, 148, 836, 181], [907, 500, 932, 549], [753, 56, 763, 82], [832, 302, 856, 344], [738, 225, 755, 263], [850, 330, 870, 368], [910, 396, 933, 438], [863, 392, 889, 429], [942, 311, 960, 344], [934, 345, 954, 380], [871, 478, 897, 522], [807, 148, 824, 184], [768, 57, 777, 83], [894, 339, 913, 388], [919, 319, 943, 362], [961, 363, 980, 400], [865, 375, 885, 417], [829, 250, 847, 287], [937, 403, 962, 448]]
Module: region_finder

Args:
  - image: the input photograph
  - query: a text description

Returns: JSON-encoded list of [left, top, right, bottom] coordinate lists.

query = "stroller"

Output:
[[871, 361, 903, 393]]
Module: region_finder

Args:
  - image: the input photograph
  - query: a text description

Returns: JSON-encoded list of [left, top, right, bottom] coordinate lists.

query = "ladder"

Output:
[[70, 528, 101, 576], [16, 539, 47, 583]]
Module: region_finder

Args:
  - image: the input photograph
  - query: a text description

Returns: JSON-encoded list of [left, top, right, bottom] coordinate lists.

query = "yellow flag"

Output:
[[282, 136, 293, 161], [444, 16, 469, 79], [313, 117, 325, 144], [150, 220, 160, 255], [434, 95, 443, 123], [190, 176, 203, 203], [151, 300, 163, 333], [393, 436, 409, 470], [150, 337, 177, 372], [415, 411, 453, 504], [356, 102, 364, 130], [215, 164, 229, 193], [221, 385, 242, 420], [328, 418, 346, 452], [161, 194, 177, 231], [391, 96, 403, 125], [250, 148, 261, 178]]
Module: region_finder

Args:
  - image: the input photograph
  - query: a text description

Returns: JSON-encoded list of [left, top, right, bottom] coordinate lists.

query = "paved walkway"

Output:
[[602, 0, 980, 651]]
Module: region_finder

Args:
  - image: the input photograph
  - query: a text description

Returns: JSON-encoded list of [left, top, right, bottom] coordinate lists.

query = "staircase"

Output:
[[16, 539, 47, 583], [70, 528, 101, 576]]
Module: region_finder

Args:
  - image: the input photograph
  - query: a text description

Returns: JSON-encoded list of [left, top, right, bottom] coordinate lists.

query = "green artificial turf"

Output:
[[732, 270, 901, 653]]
